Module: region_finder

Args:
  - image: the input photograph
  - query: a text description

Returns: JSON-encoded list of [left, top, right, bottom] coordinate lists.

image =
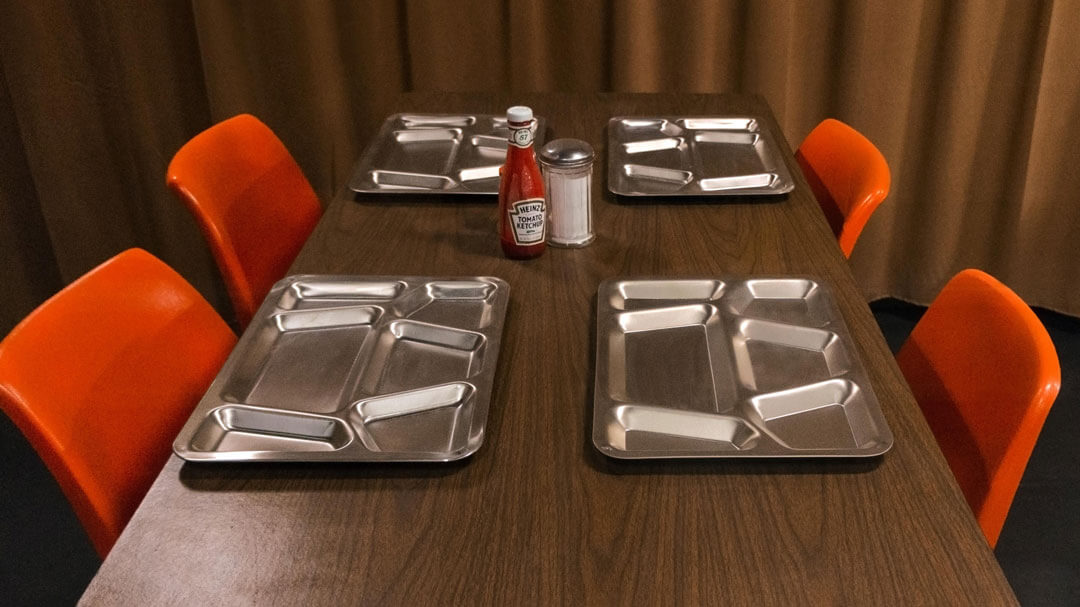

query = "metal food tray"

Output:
[[607, 116, 796, 196], [349, 113, 546, 194], [174, 275, 509, 462], [593, 278, 893, 458]]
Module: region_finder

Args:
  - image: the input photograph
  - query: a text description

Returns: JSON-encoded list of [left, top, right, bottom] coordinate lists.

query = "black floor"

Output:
[[0, 413, 98, 605], [1, 299, 1077, 605]]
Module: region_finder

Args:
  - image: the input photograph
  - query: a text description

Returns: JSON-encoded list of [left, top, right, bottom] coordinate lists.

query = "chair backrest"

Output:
[[795, 118, 891, 258], [0, 249, 236, 556], [167, 114, 322, 328], [896, 269, 1060, 547]]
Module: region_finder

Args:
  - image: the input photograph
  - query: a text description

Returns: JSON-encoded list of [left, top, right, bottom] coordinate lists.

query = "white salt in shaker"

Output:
[[538, 138, 595, 247]]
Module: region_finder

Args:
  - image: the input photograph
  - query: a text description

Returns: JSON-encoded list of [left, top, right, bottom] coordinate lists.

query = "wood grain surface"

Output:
[[80, 93, 1016, 606]]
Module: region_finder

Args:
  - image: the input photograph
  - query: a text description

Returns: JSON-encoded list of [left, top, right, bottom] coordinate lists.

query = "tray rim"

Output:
[[348, 112, 547, 196], [606, 115, 797, 198], [173, 274, 510, 463], [592, 275, 894, 459]]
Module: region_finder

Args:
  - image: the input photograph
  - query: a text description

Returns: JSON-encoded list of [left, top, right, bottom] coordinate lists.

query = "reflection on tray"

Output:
[[593, 277, 893, 458], [174, 276, 509, 462], [350, 113, 546, 195], [608, 116, 795, 197]]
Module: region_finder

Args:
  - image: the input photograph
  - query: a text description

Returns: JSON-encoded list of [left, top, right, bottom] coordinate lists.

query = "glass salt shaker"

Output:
[[538, 138, 595, 247]]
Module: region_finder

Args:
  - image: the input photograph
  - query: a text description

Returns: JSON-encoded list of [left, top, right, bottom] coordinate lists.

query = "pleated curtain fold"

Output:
[[1, 0, 1077, 332]]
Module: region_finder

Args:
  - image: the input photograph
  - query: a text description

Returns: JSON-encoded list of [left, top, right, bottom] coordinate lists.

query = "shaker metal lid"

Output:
[[538, 138, 595, 168]]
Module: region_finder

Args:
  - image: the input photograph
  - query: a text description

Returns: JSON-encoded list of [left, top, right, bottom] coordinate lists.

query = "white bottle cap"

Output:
[[507, 106, 533, 123]]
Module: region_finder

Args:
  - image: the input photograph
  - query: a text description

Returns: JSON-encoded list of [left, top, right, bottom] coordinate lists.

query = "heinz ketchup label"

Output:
[[508, 198, 546, 245]]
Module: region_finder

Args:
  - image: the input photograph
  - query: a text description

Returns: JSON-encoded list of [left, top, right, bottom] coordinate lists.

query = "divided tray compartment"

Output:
[[349, 113, 547, 195], [607, 116, 796, 197], [174, 275, 509, 462], [594, 277, 893, 459]]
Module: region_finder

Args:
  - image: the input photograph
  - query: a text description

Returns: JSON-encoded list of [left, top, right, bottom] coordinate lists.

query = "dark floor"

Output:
[[1, 299, 1077, 605]]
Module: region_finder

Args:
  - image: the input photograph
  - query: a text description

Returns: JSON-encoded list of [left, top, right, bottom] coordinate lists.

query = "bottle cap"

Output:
[[507, 106, 533, 123], [538, 138, 595, 169]]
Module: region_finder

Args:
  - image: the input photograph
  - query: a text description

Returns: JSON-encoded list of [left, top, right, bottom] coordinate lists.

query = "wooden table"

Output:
[[81, 93, 1016, 605]]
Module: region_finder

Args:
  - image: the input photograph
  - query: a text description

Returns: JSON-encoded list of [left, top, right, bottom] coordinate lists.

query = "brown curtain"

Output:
[[2, 0, 1077, 334]]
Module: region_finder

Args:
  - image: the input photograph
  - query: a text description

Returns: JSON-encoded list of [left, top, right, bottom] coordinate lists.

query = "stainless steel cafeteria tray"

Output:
[[174, 275, 509, 462], [607, 116, 796, 196], [349, 113, 547, 194], [593, 278, 893, 458]]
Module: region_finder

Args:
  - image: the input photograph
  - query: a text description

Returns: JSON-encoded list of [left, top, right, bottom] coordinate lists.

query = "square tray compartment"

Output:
[[607, 116, 795, 197], [594, 277, 893, 458], [174, 275, 509, 462], [605, 304, 738, 414], [359, 320, 487, 394]]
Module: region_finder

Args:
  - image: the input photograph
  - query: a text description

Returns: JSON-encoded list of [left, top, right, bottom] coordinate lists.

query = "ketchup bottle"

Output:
[[499, 106, 546, 259]]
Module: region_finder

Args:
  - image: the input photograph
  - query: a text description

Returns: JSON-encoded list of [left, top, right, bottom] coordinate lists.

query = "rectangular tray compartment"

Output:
[[350, 113, 546, 195], [620, 118, 683, 137], [607, 279, 726, 310], [277, 280, 405, 310], [600, 405, 759, 454], [608, 116, 795, 197], [189, 406, 353, 453], [621, 137, 684, 155], [456, 165, 501, 185], [622, 164, 693, 188], [677, 117, 757, 131], [370, 170, 456, 191], [175, 275, 509, 462], [594, 277, 893, 458], [698, 173, 778, 192], [399, 114, 475, 128]]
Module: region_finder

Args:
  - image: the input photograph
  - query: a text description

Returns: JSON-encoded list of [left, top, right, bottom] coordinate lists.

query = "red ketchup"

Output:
[[498, 106, 546, 259]]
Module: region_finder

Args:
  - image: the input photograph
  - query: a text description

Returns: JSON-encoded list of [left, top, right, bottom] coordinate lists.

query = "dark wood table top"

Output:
[[81, 92, 1016, 605]]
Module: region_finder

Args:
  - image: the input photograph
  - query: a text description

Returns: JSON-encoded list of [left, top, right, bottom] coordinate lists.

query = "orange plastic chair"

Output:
[[167, 114, 322, 328], [0, 249, 236, 557], [896, 269, 1060, 547], [795, 118, 891, 258]]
